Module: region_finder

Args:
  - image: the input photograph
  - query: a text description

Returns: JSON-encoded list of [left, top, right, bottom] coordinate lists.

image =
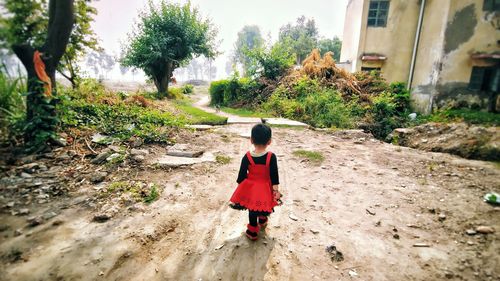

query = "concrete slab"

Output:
[[185, 124, 214, 131], [263, 118, 309, 127], [226, 116, 262, 124], [153, 152, 215, 168]]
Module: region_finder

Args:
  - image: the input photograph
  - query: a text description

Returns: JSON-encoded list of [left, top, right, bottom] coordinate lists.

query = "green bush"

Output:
[[246, 40, 295, 80], [209, 77, 258, 106], [0, 69, 26, 144], [181, 84, 194, 94], [209, 79, 228, 105]]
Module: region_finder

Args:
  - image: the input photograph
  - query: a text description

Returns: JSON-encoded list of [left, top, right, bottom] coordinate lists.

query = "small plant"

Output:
[[181, 84, 194, 94], [293, 150, 325, 163], [216, 154, 231, 164], [144, 185, 159, 203]]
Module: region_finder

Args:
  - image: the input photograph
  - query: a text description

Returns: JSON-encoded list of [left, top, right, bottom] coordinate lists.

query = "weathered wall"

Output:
[[412, 0, 499, 113], [340, 0, 366, 72], [360, 0, 420, 82]]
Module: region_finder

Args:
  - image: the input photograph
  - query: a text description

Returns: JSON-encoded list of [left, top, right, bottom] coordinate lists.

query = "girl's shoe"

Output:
[[258, 216, 268, 229], [245, 224, 260, 241]]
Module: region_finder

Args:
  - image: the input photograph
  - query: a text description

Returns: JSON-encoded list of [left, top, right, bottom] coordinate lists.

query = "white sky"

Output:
[[90, 0, 348, 81]]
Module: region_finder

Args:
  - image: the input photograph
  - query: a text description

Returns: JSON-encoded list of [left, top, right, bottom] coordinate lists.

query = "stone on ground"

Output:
[[186, 124, 214, 131], [263, 118, 308, 127], [227, 116, 262, 124], [153, 152, 216, 168]]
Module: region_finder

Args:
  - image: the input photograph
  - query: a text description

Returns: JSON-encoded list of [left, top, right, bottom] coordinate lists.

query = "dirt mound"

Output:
[[390, 123, 500, 161]]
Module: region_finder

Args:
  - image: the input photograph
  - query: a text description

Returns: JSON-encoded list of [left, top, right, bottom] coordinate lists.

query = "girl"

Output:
[[230, 124, 282, 240]]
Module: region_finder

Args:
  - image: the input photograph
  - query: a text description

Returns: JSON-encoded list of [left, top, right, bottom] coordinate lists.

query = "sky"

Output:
[[90, 0, 348, 81]]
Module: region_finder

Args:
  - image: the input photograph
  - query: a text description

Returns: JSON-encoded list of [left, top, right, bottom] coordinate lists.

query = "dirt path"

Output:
[[1, 92, 499, 281]]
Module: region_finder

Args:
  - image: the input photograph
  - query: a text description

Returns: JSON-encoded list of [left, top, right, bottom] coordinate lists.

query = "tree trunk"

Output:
[[153, 61, 174, 99], [11, 0, 74, 146]]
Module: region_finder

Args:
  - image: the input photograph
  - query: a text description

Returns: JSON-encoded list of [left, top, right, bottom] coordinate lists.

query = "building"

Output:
[[340, 0, 500, 113]]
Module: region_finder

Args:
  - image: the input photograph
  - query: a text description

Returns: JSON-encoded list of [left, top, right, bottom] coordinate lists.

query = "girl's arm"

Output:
[[236, 155, 249, 183], [270, 153, 279, 185]]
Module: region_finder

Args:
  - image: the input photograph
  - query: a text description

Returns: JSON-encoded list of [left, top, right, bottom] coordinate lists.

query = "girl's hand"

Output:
[[273, 191, 281, 200]]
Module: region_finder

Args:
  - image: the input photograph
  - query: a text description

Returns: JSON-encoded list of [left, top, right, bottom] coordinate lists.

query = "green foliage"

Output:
[[144, 185, 159, 204], [278, 16, 318, 64], [234, 25, 264, 76], [215, 154, 231, 165], [58, 0, 101, 88], [292, 150, 324, 163], [59, 80, 186, 143], [246, 40, 295, 80], [182, 84, 194, 94], [121, 0, 217, 97], [219, 107, 265, 117], [421, 108, 500, 126], [263, 77, 357, 128], [209, 77, 259, 106], [0, 0, 47, 49], [0, 69, 26, 143], [317, 36, 342, 62]]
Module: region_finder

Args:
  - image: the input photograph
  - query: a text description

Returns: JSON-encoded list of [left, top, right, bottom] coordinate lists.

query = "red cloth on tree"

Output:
[[230, 151, 277, 212]]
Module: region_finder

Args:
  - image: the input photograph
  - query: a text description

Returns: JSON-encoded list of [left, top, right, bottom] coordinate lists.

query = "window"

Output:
[[483, 0, 500, 12], [469, 66, 500, 92], [361, 67, 381, 72], [368, 0, 390, 27]]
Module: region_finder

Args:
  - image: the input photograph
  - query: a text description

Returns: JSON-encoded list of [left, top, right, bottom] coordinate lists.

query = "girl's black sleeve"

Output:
[[270, 153, 280, 185], [236, 155, 249, 183]]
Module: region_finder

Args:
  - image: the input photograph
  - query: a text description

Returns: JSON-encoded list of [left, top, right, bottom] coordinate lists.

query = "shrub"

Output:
[[246, 40, 295, 80], [209, 79, 228, 105], [181, 84, 194, 94], [0, 69, 26, 143]]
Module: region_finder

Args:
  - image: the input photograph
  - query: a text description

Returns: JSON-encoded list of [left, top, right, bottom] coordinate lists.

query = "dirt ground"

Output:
[[1, 93, 499, 281]]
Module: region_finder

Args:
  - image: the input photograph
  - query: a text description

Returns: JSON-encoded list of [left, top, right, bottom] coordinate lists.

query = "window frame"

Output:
[[367, 0, 390, 27], [483, 0, 500, 12]]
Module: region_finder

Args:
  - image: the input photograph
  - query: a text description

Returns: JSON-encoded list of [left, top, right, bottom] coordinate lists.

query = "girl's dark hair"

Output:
[[251, 124, 272, 145]]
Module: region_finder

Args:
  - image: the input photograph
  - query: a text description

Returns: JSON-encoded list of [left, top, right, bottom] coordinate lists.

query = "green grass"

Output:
[[174, 101, 227, 125], [144, 185, 159, 204], [216, 154, 231, 164], [219, 107, 267, 118], [418, 109, 499, 126], [293, 150, 325, 163]]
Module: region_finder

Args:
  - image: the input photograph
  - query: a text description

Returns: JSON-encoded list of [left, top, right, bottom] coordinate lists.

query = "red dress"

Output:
[[230, 151, 277, 212]]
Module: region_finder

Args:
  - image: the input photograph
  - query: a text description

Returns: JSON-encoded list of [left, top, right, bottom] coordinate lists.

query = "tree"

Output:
[[279, 16, 318, 64], [318, 36, 342, 62], [246, 40, 295, 80], [57, 0, 100, 89], [234, 25, 263, 76], [1, 0, 74, 146], [121, 1, 217, 98]]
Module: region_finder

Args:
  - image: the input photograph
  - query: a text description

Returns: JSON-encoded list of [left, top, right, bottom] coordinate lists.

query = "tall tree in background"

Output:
[[318, 36, 342, 62], [279, 16, 318, 64], [58, 0, 101, 88], [234, 25, 263, 76], [0, 0, 74, 146], [121, 1, 217, 98]]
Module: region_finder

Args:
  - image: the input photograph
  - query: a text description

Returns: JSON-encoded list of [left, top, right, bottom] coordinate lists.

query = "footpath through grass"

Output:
[[174, 100, 227, 125], [219, 106, 267, 118]]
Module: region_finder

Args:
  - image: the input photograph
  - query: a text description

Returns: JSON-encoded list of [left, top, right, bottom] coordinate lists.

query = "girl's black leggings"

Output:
[[249, 210, 270, 227]]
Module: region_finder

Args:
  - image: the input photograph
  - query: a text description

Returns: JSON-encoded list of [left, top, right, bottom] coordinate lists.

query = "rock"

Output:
[[129, 137, 144, 148], [132, 155, 145, 162], [465, 229, 477, 235], [42, 211, 58, 220], [348, 270, 358, 277], [413, 243, 430, 247], [14, 229, 23, 236], [18, 208, 30, 215], [289, 213, 299, 221], [408, 113, 417, 120], [106, 153, 122, 162], [166, 150, 203, 158], [393, 233, 400, 239], [90, 172, 108, 183], [27, 216, 43, 227], [93, 214, 111, 223], [92, 133, 114, 144], [130, 149, 149, 156], [310, 229, 319, 234], [21, 163, 40, 173], [366, 209, 376, 216], [6, 202, 15, 208], [20, 172, 33, 178], [438, 213, 446, 221], [325, 244, 344, 262], [91, 151, 112, 164], [475, 226, 495, 234]]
